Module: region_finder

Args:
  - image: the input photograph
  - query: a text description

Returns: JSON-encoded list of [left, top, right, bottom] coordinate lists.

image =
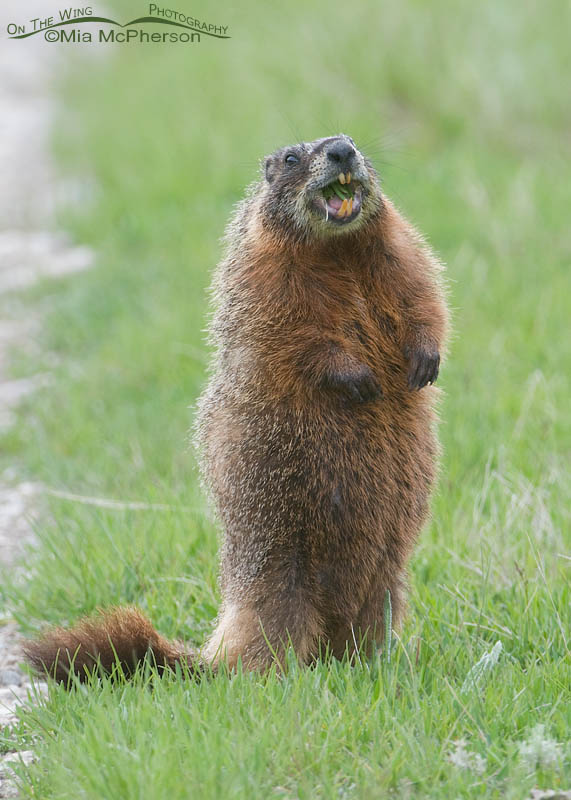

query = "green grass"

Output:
[[1, 0, 570, 797]]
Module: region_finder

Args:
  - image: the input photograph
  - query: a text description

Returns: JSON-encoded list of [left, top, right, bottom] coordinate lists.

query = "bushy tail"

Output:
[[23, 606, 195, 683]]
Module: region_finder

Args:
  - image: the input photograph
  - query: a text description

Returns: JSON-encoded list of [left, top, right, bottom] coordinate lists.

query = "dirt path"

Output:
[[0, 3, 95, 794]]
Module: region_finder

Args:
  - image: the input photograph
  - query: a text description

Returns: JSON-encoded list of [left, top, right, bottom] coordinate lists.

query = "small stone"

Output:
[[0, 778, 19, 798], [1, 750, 35, 768], [0, 670, 22, 687]]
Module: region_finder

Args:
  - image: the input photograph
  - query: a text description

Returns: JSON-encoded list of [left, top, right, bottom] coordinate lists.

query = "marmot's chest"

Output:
[[315, 286, 401, 362]]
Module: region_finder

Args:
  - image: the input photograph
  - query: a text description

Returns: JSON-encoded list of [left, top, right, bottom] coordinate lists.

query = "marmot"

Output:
[[24, 135, 448, 681]]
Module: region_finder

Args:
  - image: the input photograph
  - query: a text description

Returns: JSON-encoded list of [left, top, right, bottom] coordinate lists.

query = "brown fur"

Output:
[[24, 135, 448, 682]]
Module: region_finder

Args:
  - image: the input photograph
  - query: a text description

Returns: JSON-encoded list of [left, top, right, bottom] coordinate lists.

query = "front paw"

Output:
[[405, 346, 440, 390], [323, 366, 382, 403]]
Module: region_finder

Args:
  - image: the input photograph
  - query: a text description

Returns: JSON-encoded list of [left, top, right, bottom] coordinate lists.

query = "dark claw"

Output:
[[406, 348, 440, 390], [356, 373, 383, 403], [323, 366, 382, 404]]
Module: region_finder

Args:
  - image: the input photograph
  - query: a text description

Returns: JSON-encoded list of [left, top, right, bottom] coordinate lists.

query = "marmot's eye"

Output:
[[284, 153, 299, 166]]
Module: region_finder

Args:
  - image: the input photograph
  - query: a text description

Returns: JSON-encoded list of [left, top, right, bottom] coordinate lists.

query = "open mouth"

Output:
[[318, 172, 363, 224]]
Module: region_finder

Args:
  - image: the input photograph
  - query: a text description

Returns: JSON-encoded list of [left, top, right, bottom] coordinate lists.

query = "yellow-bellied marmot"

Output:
[[25, 135, 448, 681]]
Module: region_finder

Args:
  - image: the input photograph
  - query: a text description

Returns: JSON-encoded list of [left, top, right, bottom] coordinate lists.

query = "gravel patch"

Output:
[[0, 751, 35, 799], [0, 1, 97, 794]]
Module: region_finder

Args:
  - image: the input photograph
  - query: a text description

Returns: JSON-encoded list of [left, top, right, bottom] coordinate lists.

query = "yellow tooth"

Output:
[[346, 172, 351, 184], [338, 172, 346, 185], [339, 198, 349, 217], [347, 197, 353, 216]]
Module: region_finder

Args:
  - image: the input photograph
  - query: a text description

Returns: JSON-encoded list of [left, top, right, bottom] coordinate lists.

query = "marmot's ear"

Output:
[[265, 157, 275, 183]]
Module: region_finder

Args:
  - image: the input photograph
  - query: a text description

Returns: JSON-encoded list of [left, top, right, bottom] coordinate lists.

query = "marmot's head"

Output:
[[260, 135, 382, 240]]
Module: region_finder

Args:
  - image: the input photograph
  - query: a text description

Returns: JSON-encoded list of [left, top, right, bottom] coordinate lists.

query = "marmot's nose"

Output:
[[326, 141, 356, 169]]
